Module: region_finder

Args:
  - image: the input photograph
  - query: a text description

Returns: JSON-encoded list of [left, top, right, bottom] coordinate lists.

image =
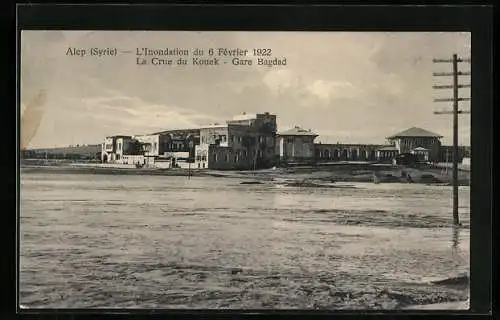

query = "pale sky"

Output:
[[20, 31, 471, 148]]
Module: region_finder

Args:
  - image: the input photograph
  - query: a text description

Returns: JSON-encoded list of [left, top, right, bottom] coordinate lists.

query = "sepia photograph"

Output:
[[20, 31, 471, 310]]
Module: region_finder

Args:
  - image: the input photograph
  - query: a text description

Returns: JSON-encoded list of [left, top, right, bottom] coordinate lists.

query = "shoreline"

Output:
[[20, 164, 470, 186]]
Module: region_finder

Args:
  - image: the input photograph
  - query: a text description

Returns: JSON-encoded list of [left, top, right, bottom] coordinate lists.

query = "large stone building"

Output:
[[386, 127, 443, 162], [194, 113, 277, 170]]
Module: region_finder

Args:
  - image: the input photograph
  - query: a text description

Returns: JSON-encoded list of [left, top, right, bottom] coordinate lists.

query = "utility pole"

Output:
[[432, 54, 471, 226], [188, 140, 194, 180]]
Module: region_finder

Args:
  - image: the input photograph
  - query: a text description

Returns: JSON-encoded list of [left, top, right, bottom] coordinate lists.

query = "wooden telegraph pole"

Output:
[[188, 140, 194, 180], [432, 54, 471, 226]]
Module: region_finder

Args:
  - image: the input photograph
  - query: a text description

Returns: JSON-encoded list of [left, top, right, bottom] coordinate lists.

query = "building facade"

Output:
[[194, 113, 278, 170], [314, 143, 383, 162], [376, 145, 400, 163], [386, 127, 442, 162], [99, 115, 462, 169], [277, 126, 318, 165], [134, 129, 200, 167], [101, 129, 200, 167], [101, 135, 136, 163]]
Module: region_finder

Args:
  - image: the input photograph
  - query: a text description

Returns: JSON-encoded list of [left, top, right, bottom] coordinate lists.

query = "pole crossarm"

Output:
[[432, 71, 471, 76], [434, 110, 471, 115], [433, 58, 471, 63], [433, 84, 471, 89], [433, 97, 471, 102]]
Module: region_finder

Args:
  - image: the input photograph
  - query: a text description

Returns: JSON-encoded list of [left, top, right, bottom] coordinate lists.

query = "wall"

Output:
[[282, 135, 316, 160], [228, 125, 274, 169], [314, 143, 383, 162], [389, 137, 441, 162], [95, 163, 137, 168], [155, 160, 170, 169], [121, 155, 145, 165], [206, 145, 236, 170]]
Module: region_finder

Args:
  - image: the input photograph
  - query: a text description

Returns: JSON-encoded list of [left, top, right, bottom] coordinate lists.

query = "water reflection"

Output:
[[452, 225, 460, 250]]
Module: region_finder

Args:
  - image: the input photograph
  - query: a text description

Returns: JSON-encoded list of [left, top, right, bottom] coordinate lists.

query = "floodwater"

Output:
[[19, 172, 470, 309]]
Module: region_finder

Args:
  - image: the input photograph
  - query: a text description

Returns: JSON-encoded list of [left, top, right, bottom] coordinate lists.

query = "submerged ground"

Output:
[[20, 172, 469, 309]]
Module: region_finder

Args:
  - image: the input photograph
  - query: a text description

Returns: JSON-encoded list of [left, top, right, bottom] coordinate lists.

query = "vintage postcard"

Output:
[[19, 31, 470, 310]]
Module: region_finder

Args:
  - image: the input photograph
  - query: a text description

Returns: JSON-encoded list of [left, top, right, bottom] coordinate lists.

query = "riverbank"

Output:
[[20, 163, 470, 186]]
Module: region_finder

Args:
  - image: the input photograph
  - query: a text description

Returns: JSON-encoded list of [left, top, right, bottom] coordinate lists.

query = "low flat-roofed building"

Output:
[[277, 126, 318, 165]]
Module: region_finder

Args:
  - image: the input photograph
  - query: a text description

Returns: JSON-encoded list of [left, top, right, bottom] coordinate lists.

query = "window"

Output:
[[234, 155, 238, 162], [153, 143, 157, 151], [196, 155, 201, 161], [116, 155, 121, 160], [238, 136, 242, 143], [229, 135, 234, 143], [202, 155, 207, 161], [225, 154, 229, 162], [258, 136, 264, 143], [117, 142, 122, 150]]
